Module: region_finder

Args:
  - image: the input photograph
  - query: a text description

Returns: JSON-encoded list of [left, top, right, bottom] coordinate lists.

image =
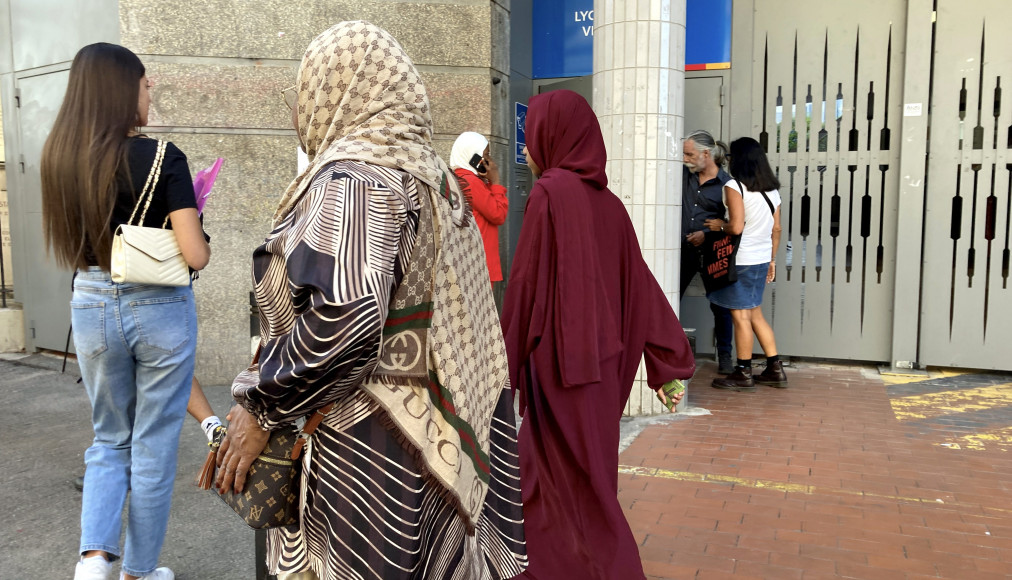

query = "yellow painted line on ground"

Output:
[[620, 465, 816, 495], [880, 369, 967, 386], [618, 465, 1012, 514], [889, 383, 1012, 421]]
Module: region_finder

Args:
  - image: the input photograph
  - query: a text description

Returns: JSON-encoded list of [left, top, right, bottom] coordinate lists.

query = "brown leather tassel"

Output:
[[195, 449, 217, 490]]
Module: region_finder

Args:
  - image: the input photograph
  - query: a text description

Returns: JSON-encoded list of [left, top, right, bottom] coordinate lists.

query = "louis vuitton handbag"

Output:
[[110, 139, 191, 286], [196, 347, 335, 529], [209, 423, 304, 529]]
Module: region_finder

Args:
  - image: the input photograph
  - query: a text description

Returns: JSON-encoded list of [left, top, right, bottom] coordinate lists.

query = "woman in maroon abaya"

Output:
[[502, 89, 696, 580]]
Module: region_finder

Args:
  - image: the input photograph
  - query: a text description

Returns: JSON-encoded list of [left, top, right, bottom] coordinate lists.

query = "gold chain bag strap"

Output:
[[110, 140, 191, 286], [197, 345, 335, 529]]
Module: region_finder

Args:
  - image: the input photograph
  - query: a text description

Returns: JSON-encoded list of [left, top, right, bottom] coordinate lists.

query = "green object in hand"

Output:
[[656, 379, 685, 412]]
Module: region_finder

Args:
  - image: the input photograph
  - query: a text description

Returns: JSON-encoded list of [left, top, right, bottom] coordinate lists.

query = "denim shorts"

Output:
[[706, 262, 769, 310]]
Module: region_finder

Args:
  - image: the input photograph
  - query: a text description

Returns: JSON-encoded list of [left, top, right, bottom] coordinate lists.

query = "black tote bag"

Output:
[[698, 230, 741, 293]]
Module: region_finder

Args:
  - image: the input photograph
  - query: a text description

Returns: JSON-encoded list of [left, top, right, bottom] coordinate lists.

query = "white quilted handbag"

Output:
[[110, 140, 191, 287]]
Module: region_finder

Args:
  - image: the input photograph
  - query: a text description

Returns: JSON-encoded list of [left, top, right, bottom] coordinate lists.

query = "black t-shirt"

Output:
[[85, 136, 196, 266], [113, 137, 196, 230]]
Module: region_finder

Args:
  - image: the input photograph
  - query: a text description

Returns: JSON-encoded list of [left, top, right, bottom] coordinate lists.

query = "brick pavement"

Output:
[[618, 360, 1012, 580]]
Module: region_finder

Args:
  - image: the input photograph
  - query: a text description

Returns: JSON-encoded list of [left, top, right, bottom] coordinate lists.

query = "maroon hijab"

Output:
[[524, 90, 609, 190], [504, 90, 623, 390]]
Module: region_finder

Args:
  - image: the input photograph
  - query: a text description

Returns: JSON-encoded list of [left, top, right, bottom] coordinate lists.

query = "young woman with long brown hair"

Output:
[[41, 42, 209, 580]]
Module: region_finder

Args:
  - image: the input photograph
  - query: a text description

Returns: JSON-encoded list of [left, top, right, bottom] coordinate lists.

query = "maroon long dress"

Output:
[[502, 89, 696, 580]]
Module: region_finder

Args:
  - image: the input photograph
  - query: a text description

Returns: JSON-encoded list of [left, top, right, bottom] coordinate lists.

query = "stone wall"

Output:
[[118, 1, 509, 383]]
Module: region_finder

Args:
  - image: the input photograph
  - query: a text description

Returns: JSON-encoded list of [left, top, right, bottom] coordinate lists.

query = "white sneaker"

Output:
[[74, 556, 112, 580], [120, 568, 174, 580]]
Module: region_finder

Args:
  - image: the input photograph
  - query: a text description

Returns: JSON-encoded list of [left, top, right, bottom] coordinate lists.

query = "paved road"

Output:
[[1, 353, 255, 579], [0, 349, 688, 580], [622, 360, 1012, 579], [7, 351, 1012, 579]]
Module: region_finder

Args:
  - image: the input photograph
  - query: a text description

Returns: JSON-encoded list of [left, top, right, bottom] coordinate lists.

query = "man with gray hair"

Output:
[[681, 130, 735, 374]]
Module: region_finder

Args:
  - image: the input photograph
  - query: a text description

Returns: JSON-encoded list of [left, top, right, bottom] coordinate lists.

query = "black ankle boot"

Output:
[[711, 366, 756, 391], [717, 352, 734, 375], [755, 360, 788, 387]]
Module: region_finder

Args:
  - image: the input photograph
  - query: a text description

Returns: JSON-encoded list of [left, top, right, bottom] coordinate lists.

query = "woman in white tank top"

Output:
[[703, 137, 788, 391]]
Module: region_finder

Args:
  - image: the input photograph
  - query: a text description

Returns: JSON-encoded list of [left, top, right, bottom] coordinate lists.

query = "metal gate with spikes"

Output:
[[731, 0, 1012, 371], [743, 0, 906, 362], [919, 2, 1012, 369]]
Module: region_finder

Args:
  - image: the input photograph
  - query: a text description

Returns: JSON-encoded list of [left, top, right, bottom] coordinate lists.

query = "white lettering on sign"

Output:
[[903, 103, 923, 117], [574, 10, 594, 35]]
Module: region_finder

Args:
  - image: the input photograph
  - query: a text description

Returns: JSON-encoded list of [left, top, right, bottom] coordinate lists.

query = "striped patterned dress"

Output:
[[242, 160, 526, 579]]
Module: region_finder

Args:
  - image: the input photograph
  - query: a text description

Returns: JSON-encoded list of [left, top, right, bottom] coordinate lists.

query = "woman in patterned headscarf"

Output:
[[213, 21, 526, 580]]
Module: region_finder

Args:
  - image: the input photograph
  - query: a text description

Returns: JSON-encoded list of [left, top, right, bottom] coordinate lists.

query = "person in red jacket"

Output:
[[450, 132, 508, 283]]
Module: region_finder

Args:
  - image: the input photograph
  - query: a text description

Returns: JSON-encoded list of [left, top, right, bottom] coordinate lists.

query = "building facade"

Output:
[[1, 0, 518, 385], [5, 0, 1008, 416], [534, 0, 1012, 382]]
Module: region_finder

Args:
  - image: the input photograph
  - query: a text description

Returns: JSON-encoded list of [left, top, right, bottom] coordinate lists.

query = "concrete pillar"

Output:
[[594, 0, 686, 415], [0, 102, 10, 294]]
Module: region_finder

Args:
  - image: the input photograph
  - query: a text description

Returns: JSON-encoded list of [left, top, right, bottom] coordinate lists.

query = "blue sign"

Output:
[[532, 0, 594, 79], [515, 102, 528, 165], [531, 0, 732, 79], [686, 0, 732, 69]]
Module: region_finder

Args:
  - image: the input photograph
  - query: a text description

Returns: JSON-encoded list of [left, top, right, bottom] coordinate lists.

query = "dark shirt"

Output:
[[85, 136, 197, 265], [681, 166, 731, 235], [113, 137, 196, 230]]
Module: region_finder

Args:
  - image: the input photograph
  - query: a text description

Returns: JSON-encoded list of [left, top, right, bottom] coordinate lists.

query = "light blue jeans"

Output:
[[72, 268, 195, 577]]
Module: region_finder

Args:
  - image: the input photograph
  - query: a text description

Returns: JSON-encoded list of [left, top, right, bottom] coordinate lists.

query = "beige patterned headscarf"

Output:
[[274, 21, 464, 227]]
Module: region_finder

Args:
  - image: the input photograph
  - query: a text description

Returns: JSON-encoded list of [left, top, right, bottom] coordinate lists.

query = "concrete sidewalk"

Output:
[[621, 359, 1012, 579], [0, 353, 255, 579]]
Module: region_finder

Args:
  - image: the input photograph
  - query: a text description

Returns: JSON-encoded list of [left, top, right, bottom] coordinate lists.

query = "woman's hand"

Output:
[[215, 404, 271, 494], [657, 388, 685, 410], [703, 218, 726, 232], [482, 155, 500, 186], [767, 261, 776, 283]]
